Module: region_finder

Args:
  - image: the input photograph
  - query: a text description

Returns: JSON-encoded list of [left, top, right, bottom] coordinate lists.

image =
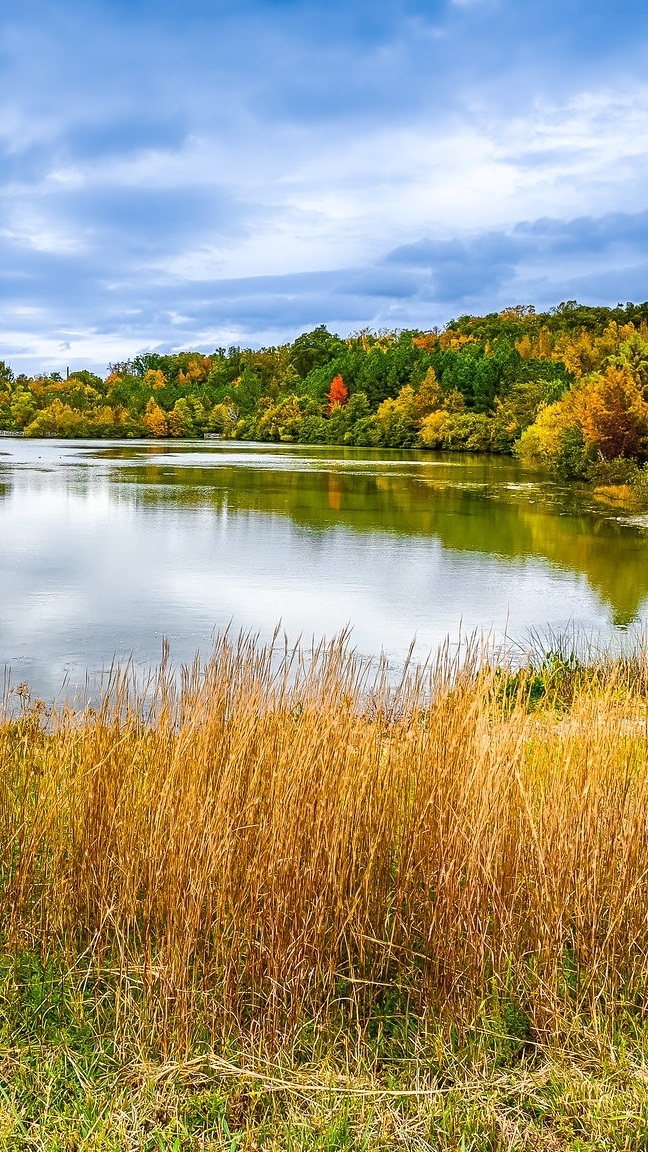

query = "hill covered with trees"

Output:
[[3, 300, 648, 486]]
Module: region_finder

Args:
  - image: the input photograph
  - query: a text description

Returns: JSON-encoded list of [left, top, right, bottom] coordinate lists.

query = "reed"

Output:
[[0, 633, 647, 1056]]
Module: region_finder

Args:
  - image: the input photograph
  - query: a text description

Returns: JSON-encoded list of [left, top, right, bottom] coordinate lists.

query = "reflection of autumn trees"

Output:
[[327, 474, 342, 511], [112, 454, 648, 626]]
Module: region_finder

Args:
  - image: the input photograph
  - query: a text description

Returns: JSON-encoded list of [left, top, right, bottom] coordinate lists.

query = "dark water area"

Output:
[[1, 438, 647, 700]]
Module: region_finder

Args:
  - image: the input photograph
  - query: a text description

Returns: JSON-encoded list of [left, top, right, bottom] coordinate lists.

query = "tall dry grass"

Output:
[[0, 634, 647, 1051]]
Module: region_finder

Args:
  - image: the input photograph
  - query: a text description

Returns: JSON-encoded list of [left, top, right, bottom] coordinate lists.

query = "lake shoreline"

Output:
[[2, 438, 648, 701]]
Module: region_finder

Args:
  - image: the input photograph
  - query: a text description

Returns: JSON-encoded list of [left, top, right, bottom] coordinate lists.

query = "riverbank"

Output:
[[1, 637, 648, 1146]]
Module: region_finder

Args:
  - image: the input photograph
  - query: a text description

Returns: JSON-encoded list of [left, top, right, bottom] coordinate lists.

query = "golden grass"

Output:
[[1, 634, 647, 1054]]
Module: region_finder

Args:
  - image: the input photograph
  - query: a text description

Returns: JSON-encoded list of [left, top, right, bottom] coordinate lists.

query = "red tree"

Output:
[[327, 374, 348, 412]]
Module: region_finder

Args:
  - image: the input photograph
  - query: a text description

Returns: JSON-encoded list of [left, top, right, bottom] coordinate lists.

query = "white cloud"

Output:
[[2, 0, 648, 368]]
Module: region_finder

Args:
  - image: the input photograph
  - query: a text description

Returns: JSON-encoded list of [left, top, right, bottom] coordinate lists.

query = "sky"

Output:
[[1, 0, 648, 373]]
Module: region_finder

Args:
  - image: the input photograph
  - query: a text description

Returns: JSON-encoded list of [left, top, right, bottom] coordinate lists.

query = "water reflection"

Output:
[[108, 454, 648, 627], [0, 438, 646, 699]]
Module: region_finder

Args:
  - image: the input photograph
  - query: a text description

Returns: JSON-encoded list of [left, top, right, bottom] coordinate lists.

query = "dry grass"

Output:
[[1, 633, 648, 1060]]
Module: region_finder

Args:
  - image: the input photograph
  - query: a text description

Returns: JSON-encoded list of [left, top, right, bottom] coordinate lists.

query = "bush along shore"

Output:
[[2, 635, 648, 1147], [5, 301, 648, 503]]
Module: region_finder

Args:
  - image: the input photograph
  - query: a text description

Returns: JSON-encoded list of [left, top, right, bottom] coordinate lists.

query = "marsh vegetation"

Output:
[[1, 636, 648, 1147]]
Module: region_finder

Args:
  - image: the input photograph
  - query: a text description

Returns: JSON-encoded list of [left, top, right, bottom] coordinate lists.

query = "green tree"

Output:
[[289, 326, 346, 379]]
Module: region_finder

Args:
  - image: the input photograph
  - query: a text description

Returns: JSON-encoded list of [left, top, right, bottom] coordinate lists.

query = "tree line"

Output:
[[3, 301, 648, 483]]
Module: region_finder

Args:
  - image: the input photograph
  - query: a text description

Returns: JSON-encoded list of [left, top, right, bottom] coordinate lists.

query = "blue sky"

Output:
[[2, 0, 648, 372]]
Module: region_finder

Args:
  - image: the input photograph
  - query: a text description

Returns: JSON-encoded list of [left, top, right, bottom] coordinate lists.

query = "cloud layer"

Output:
[[1, 0, 648, 371]]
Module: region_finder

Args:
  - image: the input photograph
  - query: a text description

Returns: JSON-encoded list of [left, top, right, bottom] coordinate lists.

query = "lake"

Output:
[[1, 437, 648, 700]]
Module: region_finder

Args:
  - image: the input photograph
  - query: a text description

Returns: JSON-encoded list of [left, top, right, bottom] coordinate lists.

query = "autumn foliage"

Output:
[[326, 373, 348, 411], [577, 365, 648, 460], [4, 304, 648, 474]]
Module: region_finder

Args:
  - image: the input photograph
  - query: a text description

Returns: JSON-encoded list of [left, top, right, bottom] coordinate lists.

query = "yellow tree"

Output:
[[143, 368, 166, 391], [517, 393, 582, 469], [143, 397, 168, 437], [414, 368, 444, 419]]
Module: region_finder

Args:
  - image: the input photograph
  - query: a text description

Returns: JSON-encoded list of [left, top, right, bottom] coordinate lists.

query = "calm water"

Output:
[[1, 437, 648, 699]]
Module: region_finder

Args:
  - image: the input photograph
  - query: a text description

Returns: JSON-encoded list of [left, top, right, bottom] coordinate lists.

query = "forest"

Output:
[[3, 299, 648, 488]]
